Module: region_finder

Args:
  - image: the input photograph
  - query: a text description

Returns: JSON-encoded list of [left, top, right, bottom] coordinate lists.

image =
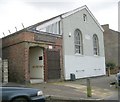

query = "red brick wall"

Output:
[[2, 31, 34, 83], [3, 42, 27, 83], [2, 31, 63, 83], [2, 31, 34, 48]]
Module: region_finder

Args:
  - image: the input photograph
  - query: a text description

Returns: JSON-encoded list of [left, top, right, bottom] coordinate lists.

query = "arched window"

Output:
[[74, 29, 83, 54], [93, 34, 99, 55]]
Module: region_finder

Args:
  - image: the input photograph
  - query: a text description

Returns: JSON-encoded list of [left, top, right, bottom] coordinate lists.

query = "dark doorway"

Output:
[[47, 49, 61, 79]]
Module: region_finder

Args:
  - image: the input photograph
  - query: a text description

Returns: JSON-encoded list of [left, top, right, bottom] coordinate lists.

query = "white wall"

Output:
[[62, 8, 106, 80], [64, 55, 106, 80]]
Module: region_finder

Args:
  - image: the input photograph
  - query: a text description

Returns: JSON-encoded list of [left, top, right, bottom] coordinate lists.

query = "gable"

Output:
[[61, 5, 104, 32], [28, 5, 103, 34]]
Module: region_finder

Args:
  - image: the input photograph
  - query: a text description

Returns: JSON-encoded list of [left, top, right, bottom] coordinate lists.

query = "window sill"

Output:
[[93, 55, 100, 57], [75, 53, 84, 57]]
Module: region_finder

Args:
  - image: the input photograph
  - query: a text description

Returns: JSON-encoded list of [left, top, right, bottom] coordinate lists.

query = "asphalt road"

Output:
[[69, 75, 118, 100], [4, 74, 119, 101], [27, 75, 118, 101]]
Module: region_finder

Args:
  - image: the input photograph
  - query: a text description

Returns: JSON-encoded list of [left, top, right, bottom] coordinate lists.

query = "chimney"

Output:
[[101, 24, 109, 30]]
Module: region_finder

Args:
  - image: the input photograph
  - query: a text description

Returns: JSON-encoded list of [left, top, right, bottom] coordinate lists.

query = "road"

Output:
[[5, 75, 119, 101]]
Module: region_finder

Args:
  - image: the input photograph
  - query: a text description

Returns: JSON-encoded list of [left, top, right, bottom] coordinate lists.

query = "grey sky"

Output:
[[0, 0, 119, 38]]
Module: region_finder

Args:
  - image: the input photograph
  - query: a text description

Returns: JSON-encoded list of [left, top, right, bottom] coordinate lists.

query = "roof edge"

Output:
[[61, 5, 104, 32]]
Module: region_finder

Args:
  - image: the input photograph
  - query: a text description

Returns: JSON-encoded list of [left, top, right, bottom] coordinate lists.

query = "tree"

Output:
[[106, 62, 116, 69], [106, 62, 116, 76]]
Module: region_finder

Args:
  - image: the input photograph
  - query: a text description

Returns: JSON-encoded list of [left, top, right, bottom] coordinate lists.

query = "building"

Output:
[[118, 1, 120, 67], [2, 5, 106, 83], [118, 1, 120, 32], [0, 38, 2, 58], [2, 30, 63, 83], [102, 24, 120, 67]]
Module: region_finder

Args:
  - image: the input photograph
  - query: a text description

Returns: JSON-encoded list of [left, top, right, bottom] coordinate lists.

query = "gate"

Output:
[[47, 50, 61, 79]]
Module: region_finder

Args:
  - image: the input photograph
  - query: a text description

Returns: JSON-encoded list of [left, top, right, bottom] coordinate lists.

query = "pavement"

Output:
[[28, 75, 118, 101], [4, 75, 119, 101]]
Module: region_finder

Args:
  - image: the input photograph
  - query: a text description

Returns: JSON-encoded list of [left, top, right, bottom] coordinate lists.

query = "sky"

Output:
[[0, 0, 119, 38]]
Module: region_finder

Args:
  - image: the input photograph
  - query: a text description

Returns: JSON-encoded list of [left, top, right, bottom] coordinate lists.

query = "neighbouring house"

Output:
[[0, 39, 2, 58], [118, 1, 120, 32], [0, 39, 2, 82], [2, 5, 106, 84], [118, 1, 120, 65], [102, 24, 120, 68]]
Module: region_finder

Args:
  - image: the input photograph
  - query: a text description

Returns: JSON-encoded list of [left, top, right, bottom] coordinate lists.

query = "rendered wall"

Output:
[[62, 8, 105, 79]]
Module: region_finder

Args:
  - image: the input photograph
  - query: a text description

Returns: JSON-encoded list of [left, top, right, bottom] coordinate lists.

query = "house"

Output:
[[0, 39, 2, 58], [102, 24, 120, 68], [118, 1, 120, 32], [2, 5, 106, 83]]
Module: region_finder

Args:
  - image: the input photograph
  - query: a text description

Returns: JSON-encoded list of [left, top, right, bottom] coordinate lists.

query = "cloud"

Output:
[[0, 0, 119, 37]]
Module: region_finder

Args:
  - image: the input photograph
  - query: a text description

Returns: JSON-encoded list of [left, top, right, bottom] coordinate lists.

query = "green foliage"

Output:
[[106, 62, 116, 69]]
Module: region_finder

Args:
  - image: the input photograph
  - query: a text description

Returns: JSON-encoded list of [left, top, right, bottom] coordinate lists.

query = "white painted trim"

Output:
[[84, 6, 104, 32], [61, 5, 86, 18], [36, 5, 104, 32], [61, 5, 104, 32]]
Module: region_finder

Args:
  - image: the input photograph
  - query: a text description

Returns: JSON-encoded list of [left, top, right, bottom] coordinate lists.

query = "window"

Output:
[[74, 29, 83, 54], [45, 22, 60, 34], [93, 34, 99, 55], [83, 14, 87, 22]]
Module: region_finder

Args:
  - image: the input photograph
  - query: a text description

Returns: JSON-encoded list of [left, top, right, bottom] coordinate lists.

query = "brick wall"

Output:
[[2, 31, 63, 83], [2, 31, 34, 48], [3, 42, 27, 83], [102, 24, 119, 67], [34, 33, 63, 82]]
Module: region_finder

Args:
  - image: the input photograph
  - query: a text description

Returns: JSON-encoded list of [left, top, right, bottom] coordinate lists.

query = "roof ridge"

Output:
[[27, 5, 87, 30], [27, 5, 103, 32]]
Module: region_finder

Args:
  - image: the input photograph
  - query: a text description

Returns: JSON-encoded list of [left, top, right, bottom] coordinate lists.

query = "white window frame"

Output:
[[93, 34, 99, 56], [74, 29, 83, 54], [42, 22, 60, 34]]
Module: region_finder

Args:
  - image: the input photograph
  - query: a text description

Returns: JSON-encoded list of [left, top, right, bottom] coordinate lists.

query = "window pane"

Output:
[[93, 34, 99, 55], [74, 29, 83, 54]]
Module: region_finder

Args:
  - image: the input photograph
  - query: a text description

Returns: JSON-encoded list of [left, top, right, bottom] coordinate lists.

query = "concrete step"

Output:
[[30, 79, 43, 84]]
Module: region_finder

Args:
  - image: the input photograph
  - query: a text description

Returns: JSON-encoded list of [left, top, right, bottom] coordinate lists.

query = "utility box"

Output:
[[70, 73, 76, 81]]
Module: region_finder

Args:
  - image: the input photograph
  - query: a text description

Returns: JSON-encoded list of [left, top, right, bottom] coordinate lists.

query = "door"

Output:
[[47, 49, 61, 79], [29, 47, 44, 79]]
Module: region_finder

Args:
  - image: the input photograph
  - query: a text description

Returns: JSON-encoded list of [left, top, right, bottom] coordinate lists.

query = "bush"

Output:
[[106, 62, 116, 69]]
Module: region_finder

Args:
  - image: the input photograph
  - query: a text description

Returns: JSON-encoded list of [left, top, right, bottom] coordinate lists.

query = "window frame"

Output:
[[74, 29, 83, 55], [93, 34, 99, 56]]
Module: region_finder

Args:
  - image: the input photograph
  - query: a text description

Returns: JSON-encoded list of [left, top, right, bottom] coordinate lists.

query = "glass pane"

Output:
[[93, 35, 99, 55], [74, 29, 83, 54], [94, 48, 98, 55]]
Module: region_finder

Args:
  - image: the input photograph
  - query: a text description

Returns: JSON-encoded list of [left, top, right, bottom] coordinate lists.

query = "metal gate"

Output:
[[47, 50, 61, 79]]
